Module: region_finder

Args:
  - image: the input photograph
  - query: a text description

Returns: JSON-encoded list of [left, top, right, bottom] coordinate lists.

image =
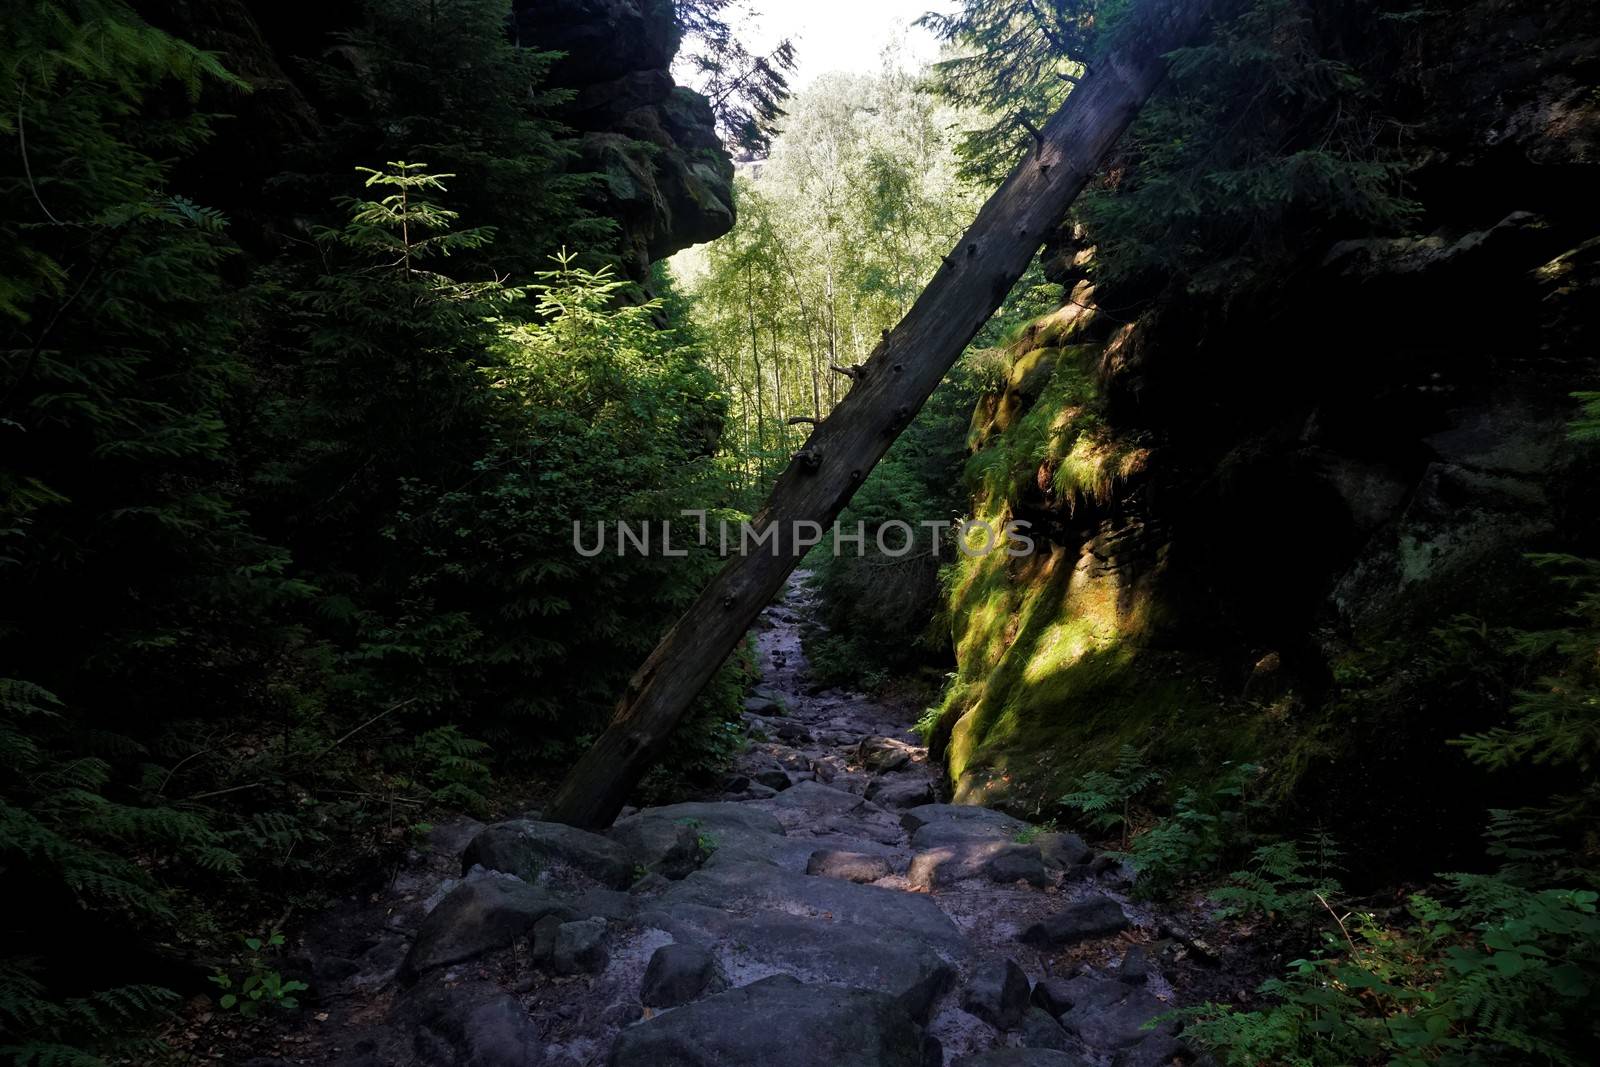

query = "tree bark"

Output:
[[545, 0, 1233, 830]]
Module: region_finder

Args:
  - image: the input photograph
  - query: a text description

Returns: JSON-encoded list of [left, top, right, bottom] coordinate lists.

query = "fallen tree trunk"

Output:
[[546, 0, 1232, 830]]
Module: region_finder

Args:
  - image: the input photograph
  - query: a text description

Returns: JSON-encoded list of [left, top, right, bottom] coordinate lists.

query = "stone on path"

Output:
[[1117, 944, 1151, 984], [1053, 976, 1175, 1050], [865, 777, 935, 808], [461, 819, 634, 888], [961, 958, 1031, 1030], [1034, 831, 1093, 871], [752, 768, 793, 791], [768, 778, 870, 819], [610, 974, 935, 1067], [403, 877, 573, 977], [713, 914, 955, 1021], [607, 816, 701, 880], [807, 848, 893, 883], [640, 943, 725, 1008], [908, 839, 1047, 889], [652, 859, 963, 950], [1021, 1006, 1073, 1051], [856, 736, 915, 772], [901, 804, 1028, 837], [1030, 975, 1077, 1017], [953, 1050, 1092, 1067], [609, 800, 784, 872], [1019, 895, 1130, 946], [408, 983, 543, 1067], [552, 917, 609, 974]]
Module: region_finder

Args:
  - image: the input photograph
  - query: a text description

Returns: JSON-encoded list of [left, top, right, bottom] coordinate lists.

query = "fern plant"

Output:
[[1125, 762, 1260, 899], [1212, 835, 1343, 924], [1060, 744, 1161, 849]]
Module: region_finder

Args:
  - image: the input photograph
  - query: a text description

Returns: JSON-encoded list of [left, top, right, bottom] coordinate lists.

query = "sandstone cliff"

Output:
[[937, 0, 1600, 880]]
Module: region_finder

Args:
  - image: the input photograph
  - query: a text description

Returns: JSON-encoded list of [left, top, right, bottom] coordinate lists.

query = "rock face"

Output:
[[145, 0, 732, 280], [514, 0, 735, 276], [938, 0, 1600, 881], [610, 974, 936, 1067]]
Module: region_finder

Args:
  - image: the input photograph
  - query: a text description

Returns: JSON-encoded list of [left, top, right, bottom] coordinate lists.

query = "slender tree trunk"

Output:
[[545, 0, 1235, 830], [746, 264, 766, 481], [825, 264, 839, 408]]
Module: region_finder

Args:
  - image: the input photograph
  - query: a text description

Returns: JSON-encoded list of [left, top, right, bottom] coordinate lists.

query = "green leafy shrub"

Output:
[[208, 933, 307, 1019], [1187, 878, 1600, 1065]]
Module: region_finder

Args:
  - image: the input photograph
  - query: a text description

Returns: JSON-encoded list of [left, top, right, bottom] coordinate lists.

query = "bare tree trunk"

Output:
[[745, 264, 766, 482], [545, 0, 1234, 829]]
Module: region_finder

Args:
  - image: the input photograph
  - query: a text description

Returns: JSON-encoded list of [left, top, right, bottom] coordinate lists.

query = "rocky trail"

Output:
[[253, 579, 1217, 1067]]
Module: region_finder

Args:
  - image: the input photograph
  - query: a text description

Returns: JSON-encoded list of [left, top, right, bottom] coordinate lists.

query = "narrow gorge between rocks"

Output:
[[268, 580, 1206, 1067], [6, 1, 1598, 1063]]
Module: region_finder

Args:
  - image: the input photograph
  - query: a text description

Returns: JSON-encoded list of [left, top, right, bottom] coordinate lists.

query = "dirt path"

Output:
[[248, 578, 1212, 1067]]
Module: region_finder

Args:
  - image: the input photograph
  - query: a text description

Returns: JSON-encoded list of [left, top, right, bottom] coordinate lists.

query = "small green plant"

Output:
[[1212, 834, 1342, 924], [1125, 762, 1260, 900], [1060, 745, 1161, 849], [1185, 878, 1600, 1066], [208, 933, 308, 1019], [1014, 819, 1058, 845]]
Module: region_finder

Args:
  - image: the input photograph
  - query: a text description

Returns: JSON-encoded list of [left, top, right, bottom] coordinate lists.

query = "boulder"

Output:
[[856, 736, 914, 772], [607, 816, 701, 880], [530, 914, 563, 962], [752, 768, 793, 791], [767, 779, 870, 819], [610, 974, 934, 1067], [552, 917, 609, 974], [1117, 945, 1151, 984], [462, 819, 634, 889], [1030, 975, 1076, 1017], [713, 914, 954, 1022], [649, 860, 963, 951], [908, 840, 1046, 889], [961, 958, 1031, 1030], [408, 983, 543, 1067], [911, 820, 1020, 850], [610, 801, 784, 872], [1054, 977, 1174, 1050], [1021, 1007, 1074, 1052], [1034, 832, 1093, 870], [640, 943, 724, 1008], [1111, 1035, 1201, 1067], [1019, 896, 1130, 947], [901, 804, 1028, 837], [773, 719, 813, 742], [985, 845, 1051, 886], [865, 777, 936, 809], [404, 877, 573, 977], [807, 849, 893, 883]]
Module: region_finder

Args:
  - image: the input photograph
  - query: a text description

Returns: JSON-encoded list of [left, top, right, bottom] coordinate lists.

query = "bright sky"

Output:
[[743, 0, 960, 88]]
